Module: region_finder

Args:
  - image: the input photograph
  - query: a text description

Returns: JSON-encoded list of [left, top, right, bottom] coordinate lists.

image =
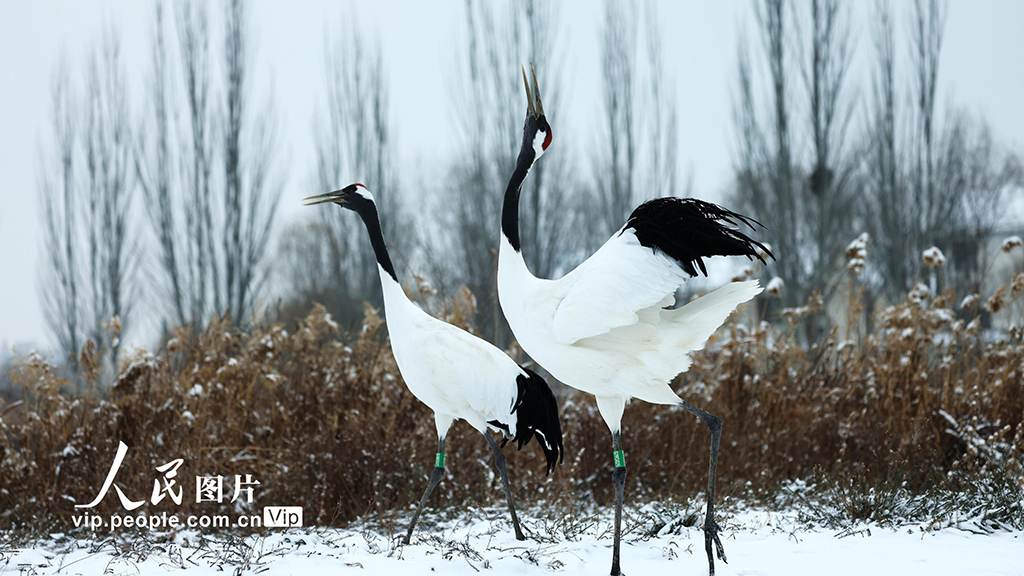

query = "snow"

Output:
[[909, 283, 931, 305], [846, 257, 865, 275], [845, 233, 869, 276], [766, 276, 784, 296], [323, 312, 340, 330], [114, 354, 159, 387], [3, 508, 1020, 575], [1001, 235, 1022, 253], [413, 274, 438, 297], [960, 294, 981, 310], [922, 246, 946, 268], [845, 233, 870, 254]]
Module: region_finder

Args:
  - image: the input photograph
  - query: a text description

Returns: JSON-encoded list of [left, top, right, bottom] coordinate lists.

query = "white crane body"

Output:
[[497, 65, 773, 576], [499, 232, 762, 421], [305, 183, 563, 545], [378, 265, 527, 438]]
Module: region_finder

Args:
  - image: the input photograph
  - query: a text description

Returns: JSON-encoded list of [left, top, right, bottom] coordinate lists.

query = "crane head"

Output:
[[303, 183, 374, 209], [521, 63, 552, 159]]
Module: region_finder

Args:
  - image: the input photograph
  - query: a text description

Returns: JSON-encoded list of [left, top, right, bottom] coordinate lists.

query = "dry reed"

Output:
[[2, 263, 1022, 536]]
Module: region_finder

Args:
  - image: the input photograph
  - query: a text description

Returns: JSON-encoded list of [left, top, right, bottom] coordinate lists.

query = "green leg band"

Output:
[[613, 450, 626, 468], [435, 452, 446, 468]]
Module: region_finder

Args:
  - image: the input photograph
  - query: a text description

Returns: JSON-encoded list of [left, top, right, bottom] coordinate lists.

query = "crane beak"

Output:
[[522, 62, 545, 118], [530, 62, 544, 117], [522, 65, 535, 117], [303, 190, 345, 206]]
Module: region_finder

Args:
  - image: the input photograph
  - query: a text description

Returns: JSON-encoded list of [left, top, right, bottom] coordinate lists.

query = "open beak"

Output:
[[521, 62, 545, 118], [303, 190, 345, 206]]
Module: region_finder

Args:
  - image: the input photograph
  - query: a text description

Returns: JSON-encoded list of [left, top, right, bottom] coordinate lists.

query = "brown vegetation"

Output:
[[2, 269, 1023, 536]]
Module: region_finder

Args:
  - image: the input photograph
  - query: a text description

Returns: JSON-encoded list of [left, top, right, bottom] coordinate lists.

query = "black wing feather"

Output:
[[624, 197, 774, 277], [510, 368, 564, 475]]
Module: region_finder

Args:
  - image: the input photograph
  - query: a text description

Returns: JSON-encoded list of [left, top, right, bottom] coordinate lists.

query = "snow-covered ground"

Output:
[[3, 507, 1021, 576]]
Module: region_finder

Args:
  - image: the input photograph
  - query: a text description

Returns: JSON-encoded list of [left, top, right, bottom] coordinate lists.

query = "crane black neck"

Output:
[[350, 200, 398, 282], [501, 147, 535, 253]]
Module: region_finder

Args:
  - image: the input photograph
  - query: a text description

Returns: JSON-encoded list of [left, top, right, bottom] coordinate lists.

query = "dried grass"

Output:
[[2, 267, 1022, 536]]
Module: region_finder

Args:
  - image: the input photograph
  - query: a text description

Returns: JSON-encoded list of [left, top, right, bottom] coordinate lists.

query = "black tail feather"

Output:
[[511, 368, 564, 475], [624, 197, 775, 277]]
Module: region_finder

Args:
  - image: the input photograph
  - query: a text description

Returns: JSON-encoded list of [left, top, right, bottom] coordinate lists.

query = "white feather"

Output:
[[551, 227, 687, 344], [352, 183, 374, 202], [499, 234, 760, 430], [532, 130, 548, 159], [379, 266, 523, 436]]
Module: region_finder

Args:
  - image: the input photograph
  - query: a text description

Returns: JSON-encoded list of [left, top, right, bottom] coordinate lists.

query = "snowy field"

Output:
[[3, 506, 1021, 576]]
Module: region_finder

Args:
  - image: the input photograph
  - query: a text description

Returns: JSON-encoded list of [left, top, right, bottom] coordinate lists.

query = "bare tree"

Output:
[[82, 26, 137, 369], [797, 0, 858, 299], [300, 11, 403, 326], [909, 0, 945, 250], [436, 0, 520, 342], [734, 0, 858, 316], [862, 0, 901, 299], [643, 2, 679, 204], [861, 0, 1020, 304], [136, 0, 281, 332], [39, 58, 82, 377], [866, 0, 948, 297], [219, 0, 282, 325], [593, 0, 678, 234], [136, 0, 186, 329], [595, 0, 638, 229], [176, 0, 216, 325], [40, 30, 138, 377], [434, 0, 581, 344], [734, 0, 803, 306]]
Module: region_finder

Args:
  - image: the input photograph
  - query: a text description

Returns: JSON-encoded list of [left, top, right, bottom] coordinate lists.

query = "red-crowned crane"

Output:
[[496, 67, 773, 576], [305, 184, 563, 544]]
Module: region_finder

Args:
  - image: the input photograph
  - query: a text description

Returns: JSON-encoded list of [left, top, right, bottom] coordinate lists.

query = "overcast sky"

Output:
[[2, 0, 1022, 356]]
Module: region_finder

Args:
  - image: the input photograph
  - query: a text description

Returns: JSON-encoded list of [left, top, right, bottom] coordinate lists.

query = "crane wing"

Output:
[[550, 197, 771, 345], [625, 197, 771, 277], [550, 228, 686, 344]]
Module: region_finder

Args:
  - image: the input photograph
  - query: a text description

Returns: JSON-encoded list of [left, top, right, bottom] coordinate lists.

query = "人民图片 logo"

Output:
[[71, 441, 301, 530], [75, 441, 260, 509]]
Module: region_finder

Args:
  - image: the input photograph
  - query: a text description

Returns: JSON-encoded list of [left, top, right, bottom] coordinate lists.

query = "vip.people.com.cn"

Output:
[[70, 441, 302, 531], [72, 507, 303, 531]]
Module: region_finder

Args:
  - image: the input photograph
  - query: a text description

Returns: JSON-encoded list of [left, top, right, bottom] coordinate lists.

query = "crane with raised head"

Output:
[[305, 183, 564, 544], [496, 66, 773, 576]]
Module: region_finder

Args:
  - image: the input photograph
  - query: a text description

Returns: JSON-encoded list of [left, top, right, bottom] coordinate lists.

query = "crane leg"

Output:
[[485, 431, 526, 540], [403, 437, 446, 545], [610, 431, 627, 576], [679, 400, 727, 576]]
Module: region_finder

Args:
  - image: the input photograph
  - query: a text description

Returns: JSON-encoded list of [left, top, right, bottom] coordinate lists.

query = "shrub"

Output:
[[2, 273, 1022, 536]]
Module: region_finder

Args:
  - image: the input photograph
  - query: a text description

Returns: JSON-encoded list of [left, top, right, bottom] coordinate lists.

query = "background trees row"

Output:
[[40, 0, 283, 380], [39, 0, 1023, 379], [275, 0, 678, 347], [735, 0, 1022, 330], [41, 28, 138, 383]]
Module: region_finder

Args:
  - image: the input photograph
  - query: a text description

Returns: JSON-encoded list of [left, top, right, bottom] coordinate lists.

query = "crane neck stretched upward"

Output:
[[501, 146, 536, 254]]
